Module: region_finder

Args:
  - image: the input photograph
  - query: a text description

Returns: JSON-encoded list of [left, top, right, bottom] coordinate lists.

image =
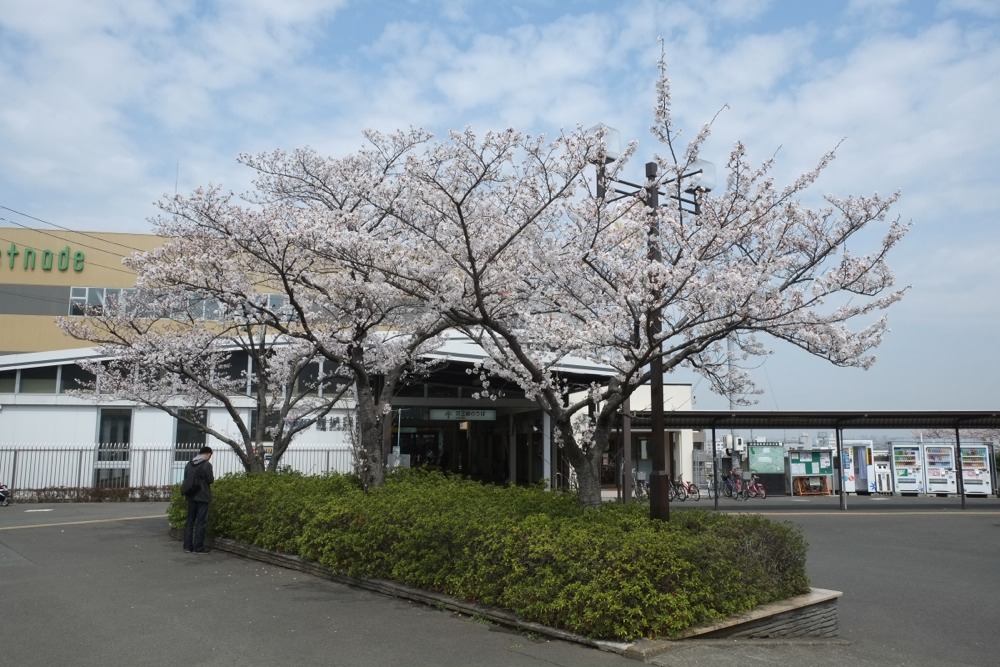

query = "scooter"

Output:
[[0, 483, 11, 507]]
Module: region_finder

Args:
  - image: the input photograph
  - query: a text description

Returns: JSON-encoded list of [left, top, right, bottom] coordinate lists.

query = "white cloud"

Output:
[[938, 0, 1000, 18], [2, 0, 999, 412]]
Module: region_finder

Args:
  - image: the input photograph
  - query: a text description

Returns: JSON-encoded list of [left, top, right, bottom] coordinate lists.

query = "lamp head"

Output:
[[683, 159, 716, 194], [585, 124, 621, 165]]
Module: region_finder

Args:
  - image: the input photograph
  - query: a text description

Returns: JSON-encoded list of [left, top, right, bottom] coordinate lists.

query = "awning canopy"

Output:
[[661, 410, 1000, 431]]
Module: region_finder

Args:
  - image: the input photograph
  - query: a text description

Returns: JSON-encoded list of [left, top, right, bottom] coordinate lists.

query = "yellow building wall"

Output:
[[0, 315, 94, 353], [0, 229, 163, 353]]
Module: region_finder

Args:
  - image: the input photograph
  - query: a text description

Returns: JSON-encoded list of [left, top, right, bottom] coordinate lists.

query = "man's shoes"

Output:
[[183, 548, 193, 553], [192, 547, 211, 554]]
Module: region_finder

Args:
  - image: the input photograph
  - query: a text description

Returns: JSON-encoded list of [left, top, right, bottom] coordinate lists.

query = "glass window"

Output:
[[188, 293, 220, 320], [249, 409, 282, 442], [396, 383, 425, 398], [69, 287, 138, 316], [19, 366, 58, 394], [59, 364, 95, 393], [203, 296, 221, 321], [295, 362, 321, 396], [131, 290, 156, 318], [0, 370, 16, 393], [69, 286, 88, 315], [101, 288, 123, 315], [87, 287, 106, 314], [99, 408, 132, 445], [93, 467, 130, 488], [427, 384, 459, 398], [175, 409, 208, 461], [249, 351, 270, 396], [221, 351, 250, 394], [318, 362, 352, 397], [267, 293, 287, 310]]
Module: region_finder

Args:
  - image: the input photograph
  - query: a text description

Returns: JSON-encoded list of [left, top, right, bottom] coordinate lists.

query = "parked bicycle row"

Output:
[[631, 468, 768, 501], [708, 467, 767, 500]]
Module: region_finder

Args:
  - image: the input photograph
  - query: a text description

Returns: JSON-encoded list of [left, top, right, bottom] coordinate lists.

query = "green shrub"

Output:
[[167, 469, 810, 640]]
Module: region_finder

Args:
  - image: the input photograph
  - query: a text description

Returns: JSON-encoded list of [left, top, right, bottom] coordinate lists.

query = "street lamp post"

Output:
[[591, 126, 713, 522], [642, 160, 671, 521]]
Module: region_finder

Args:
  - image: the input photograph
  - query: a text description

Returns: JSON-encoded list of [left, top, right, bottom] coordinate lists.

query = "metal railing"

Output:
[[0, 443, 355, 500]]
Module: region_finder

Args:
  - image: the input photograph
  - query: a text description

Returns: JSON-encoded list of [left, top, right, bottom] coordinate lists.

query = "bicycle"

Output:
[[745, 473, 767, 499], [631, 469, 649, 500], [666, 475, 688, 501], [675, 475, 701, 501], [721, 469, 735, 498], [727, 469, 749, 501]]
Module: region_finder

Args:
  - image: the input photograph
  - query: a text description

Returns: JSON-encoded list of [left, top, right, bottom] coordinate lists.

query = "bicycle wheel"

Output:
[[675, 483, 688, 501], [757, 485, 766, 500], [687, 485, 701, 501], [723, 481, 733, 498]]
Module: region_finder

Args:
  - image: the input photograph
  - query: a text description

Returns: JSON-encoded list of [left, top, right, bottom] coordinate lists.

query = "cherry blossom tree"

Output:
[[58, 283, 343, 473], [134, 130, 448, 487], [60, 128, 449, 485], [356, 53, 909, 508], [913, 428, 999, 445], [60, 55, 909, 506]]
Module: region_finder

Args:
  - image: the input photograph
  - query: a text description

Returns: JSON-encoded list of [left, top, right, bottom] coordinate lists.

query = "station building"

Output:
[[0, 228, 696, 494], [0, 228, 163, 354]]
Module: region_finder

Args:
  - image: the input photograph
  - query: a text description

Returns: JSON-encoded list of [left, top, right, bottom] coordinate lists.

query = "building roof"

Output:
[[0, 332, 622, 385], [661, 410, 1000, 431], [425, 333, 618, 378]]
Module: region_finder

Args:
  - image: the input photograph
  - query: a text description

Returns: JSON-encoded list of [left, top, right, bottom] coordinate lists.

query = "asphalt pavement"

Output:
[[1, 493, 998, 666]]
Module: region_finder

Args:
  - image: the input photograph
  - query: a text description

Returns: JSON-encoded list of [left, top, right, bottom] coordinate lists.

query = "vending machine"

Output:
[[891, 444, 924, 495], [842, 440, 876, 494], [959, 444, 993, 496], [838, 446, 856, 493], [924, 445, 958, 495], [873, 448, 894, 494]]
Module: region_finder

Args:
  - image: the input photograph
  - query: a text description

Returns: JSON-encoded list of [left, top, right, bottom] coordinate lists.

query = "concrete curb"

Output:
[[172, 529, 840, 660]]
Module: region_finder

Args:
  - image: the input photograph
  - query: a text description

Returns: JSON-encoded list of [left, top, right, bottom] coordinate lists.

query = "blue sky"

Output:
[[2, 0, 999, 417]]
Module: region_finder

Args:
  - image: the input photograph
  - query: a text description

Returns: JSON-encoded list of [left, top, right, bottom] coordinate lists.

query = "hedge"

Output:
[[168, 469, 809, 640]]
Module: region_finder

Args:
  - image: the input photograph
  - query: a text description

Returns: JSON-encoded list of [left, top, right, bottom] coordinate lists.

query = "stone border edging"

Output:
[[172, 529, 840, 660]]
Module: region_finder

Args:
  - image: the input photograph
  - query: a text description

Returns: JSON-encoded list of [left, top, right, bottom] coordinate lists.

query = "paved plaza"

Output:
[[2, 495, 999, 666]]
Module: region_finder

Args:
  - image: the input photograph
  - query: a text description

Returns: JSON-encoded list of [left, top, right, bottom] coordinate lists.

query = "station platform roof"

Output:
[[661, 410, 1000, 431]]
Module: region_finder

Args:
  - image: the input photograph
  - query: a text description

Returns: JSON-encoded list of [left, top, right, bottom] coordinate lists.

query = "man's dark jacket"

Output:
[[183, 454, 214, 502]]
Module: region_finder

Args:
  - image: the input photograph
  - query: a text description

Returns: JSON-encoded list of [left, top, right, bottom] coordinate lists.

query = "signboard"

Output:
[[4, 243, 85, 272], [749, 445, 785, 474], [787, 449, 834, 476], [429, 408, 496, 421]]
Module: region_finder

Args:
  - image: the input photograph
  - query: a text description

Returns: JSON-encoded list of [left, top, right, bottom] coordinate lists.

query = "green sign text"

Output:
[[5, 243, 85, 272]]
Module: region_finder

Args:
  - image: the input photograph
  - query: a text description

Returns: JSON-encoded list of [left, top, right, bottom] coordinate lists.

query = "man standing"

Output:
[[182, 446, 214, 553]]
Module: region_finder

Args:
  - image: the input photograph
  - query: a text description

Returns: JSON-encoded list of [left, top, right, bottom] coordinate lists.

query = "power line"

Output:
[[0, 205, 151, 254], [0, 211, 147, 275], [0, 286, 75, 308], [0, 229, 135, 276], [0, 213, 147, 261]]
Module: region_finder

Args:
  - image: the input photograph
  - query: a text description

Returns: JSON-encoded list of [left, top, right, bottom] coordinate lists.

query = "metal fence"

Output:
[[0, 444, 355, 501]]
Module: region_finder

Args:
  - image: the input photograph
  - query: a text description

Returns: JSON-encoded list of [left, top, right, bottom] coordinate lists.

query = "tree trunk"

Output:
[[574, 451, 603, 507], [354, 383, 385, 489], [559, 429, 606, 508]]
